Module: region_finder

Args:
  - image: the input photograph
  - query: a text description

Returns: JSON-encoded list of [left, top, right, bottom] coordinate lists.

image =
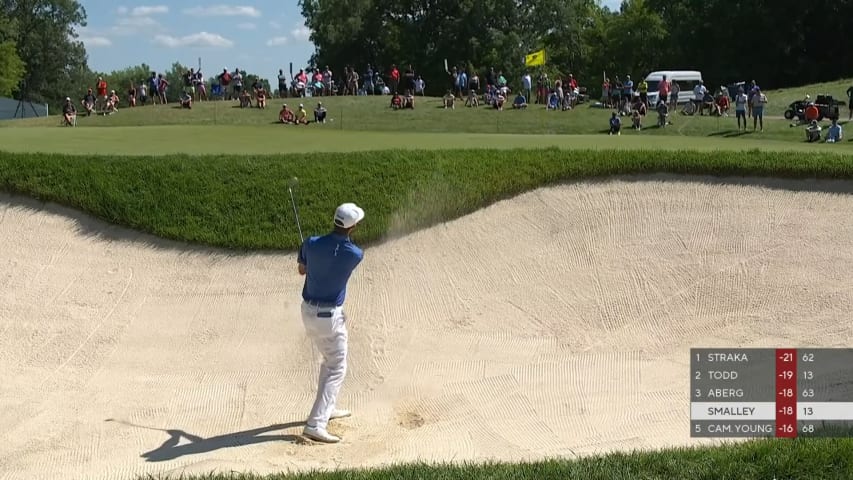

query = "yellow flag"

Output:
[[525, 49, 545, 67]]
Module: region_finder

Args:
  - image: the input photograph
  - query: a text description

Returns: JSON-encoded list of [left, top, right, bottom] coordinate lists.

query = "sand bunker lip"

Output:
[[1, 175, 852, 480]]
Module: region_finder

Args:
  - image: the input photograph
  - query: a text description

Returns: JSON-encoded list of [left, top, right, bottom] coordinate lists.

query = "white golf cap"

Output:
[[334, 203, 365, 228]]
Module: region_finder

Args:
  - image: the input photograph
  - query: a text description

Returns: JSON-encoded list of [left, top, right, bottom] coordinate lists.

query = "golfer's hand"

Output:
[[298, 263, 306, 275]]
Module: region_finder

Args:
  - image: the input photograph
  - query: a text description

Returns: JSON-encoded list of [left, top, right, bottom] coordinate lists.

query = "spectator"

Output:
[[670, 80, 680, 110], [194, 69, 206, 101], [521, 72, 531, 104], [278, 69, 288, 98], [612, 76, 622, 110], [456, 67, 467, 99], [127, 82, 137, 107], [157, 74, 169, 105], [403, 90, 415, 109], [81, 88, 96, 116], [96, 76, 108, 111], [279, 103, 295, 123], [62, 97, 76, 126], [106, 90, 119, 114], [826, 118, 843, 143], [314, 102, 327, 123], [470, 71, 481, 97], [693, 81, 707, 115], [609, 112, 621, 135], [751, 87, 767, 131], [219, 68, 232, 99], [638, 77, 648, 106], [323, 66, 333, 96], [256, 85, 268, 109], [138, 82, 148, 105], [512, 92, 527, 109], [147, 72, 158, 105], [364, 64, 374, 94], [442, 90, 455, 109], [734, 87, 748, 130], [232, 68, 244, 99], [847, 82, 853, 121], [623, 75, 634, 105], [805, 120, 822, 142], [466, 88, 479, 108], [180, 90, 192, 109], [404, 64, 416, 93], [656, 100, 669, 127], [296, 103, 309, 124], [414, 76, 425, 96], [494, 90, 505, 111], [602, 77, 611, 107], [658, 75, 670, 105], [716, 89, 729, 116], [632, 109, 642, 130], [389, 64, 400, 94], [239, 89, 251, 108]]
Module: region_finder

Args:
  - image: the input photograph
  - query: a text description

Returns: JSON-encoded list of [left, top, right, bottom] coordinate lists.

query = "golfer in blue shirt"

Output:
[[297, 202, 365, 443]]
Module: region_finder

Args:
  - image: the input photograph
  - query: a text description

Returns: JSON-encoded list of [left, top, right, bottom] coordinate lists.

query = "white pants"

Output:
[[301, 301, 348, 430]]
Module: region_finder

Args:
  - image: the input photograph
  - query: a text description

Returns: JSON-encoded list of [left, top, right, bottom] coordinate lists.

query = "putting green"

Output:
[[1, 125, 852, 156]]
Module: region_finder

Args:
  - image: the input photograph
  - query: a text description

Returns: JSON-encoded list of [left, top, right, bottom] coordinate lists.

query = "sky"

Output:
[[75, 0, 624, 83]]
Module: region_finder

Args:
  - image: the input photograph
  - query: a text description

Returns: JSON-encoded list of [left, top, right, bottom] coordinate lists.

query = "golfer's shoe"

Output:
[[330, 409, 351, 420], [303, 426, 340, 443]]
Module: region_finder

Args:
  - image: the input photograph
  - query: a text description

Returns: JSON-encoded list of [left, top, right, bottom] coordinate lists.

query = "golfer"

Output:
[[297, 202, 365, 443]]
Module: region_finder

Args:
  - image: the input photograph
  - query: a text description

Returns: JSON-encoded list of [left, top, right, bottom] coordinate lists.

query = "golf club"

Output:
[[288, 176, 304, 243]]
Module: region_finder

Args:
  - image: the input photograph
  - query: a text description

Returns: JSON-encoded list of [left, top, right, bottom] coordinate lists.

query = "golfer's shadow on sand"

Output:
[[107, 419, 306, 462]]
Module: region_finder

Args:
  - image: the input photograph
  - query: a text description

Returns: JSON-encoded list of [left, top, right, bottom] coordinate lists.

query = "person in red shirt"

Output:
[[389, 64, 400, 94], [96, 76, 108, 111]]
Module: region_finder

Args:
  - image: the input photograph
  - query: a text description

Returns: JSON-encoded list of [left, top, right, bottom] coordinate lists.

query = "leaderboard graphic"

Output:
[[691, 348, 853, 438]]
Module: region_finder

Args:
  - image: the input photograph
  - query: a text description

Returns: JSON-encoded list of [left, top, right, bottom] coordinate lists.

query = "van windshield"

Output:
[[645, 80, 660, 92]]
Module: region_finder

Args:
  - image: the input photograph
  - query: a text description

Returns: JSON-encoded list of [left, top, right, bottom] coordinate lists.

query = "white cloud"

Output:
[[237, 22, 256, 30], [183, 5, 261, 17], [290, 25, 310, 42], [117, 6, 128, 14], [79, 35, 112, 47], [266, 36, 288, 46], [269, 21, 281, 29], [117, 16, 158, 27], [153, 32, 234, 48], [131, 5, 168, 16]]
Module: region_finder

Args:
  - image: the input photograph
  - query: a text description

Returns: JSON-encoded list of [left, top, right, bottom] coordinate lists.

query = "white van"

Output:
[[644, 70, 703, 105]]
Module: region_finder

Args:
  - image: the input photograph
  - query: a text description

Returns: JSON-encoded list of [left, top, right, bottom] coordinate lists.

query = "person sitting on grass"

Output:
[[314, 102, 327, 123], [279, 104, 295, 124], [81, 88, 96, 116], [656, 100, 669, 128], [62, 97, 76, 126], [403, 90, 415, 109], [805, 120, 822, 142], [494, 91, 505, 111], [825, 118, 843, 143], [512, 92, 527, 109], [466, 89, 479, 107], [180, 90, 193, 109], [239, 89, 252, 108], [443, 90, 455, 109], [105, 90, 120, 114], [296, 103, 309, 124], [390, 92, 402, 109], [609, 112, 621, 135], [256, 86, 268, 109], [631, 109, 643, 130]]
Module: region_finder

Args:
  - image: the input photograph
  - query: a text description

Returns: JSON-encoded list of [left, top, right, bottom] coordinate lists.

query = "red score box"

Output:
[[775, 348, 798, 438]]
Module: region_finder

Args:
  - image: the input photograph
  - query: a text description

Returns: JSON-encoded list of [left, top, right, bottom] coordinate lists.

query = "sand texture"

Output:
[[1, 175, 851, 479]]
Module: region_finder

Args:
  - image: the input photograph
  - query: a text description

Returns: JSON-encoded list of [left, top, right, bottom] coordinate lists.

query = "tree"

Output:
[[2, 0, 89, 109], [0, 41, 25, 97]]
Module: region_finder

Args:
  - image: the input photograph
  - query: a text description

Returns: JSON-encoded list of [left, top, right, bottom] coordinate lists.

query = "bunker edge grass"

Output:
[[3, 148, 853, 251]]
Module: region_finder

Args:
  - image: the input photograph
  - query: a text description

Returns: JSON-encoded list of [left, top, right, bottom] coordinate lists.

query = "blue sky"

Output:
[[75, 0, 624, 82]]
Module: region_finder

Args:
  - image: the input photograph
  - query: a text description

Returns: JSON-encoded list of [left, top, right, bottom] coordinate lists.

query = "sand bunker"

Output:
[[1, 175, 852, 480]]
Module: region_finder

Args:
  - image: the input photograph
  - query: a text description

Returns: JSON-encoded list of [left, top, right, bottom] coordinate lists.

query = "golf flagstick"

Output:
[[288, 177, 304, 243]]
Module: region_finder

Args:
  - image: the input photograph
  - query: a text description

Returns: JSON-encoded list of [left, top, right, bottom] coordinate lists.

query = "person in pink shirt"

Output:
[[658, 74, 670, 105]]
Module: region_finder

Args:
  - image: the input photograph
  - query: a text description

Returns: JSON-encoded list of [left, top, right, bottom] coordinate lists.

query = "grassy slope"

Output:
[[152, 437, 853, 480], [3, 148, 853, 251], [0, 78, 850, 155]]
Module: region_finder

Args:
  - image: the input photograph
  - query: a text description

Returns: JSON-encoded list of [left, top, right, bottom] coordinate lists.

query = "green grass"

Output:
[[1, 77, 850, 154], [4, 148, 853, 251], [140, 437, 853, 480]]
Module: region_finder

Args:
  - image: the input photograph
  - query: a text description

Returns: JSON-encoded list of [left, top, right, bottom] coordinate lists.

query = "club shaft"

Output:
[[288, 187, 304, 243]]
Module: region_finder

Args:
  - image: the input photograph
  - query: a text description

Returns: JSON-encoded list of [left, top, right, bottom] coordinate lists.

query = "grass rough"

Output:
[[3, 148, 853, 251]]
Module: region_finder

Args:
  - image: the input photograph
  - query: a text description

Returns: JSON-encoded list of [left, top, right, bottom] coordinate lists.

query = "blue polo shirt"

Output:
[[298, 232, 363, 306]]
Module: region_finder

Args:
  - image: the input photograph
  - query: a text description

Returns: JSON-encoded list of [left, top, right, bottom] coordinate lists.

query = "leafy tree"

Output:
[[1, 0, 89, 110], [0, 41, 25, 97]]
